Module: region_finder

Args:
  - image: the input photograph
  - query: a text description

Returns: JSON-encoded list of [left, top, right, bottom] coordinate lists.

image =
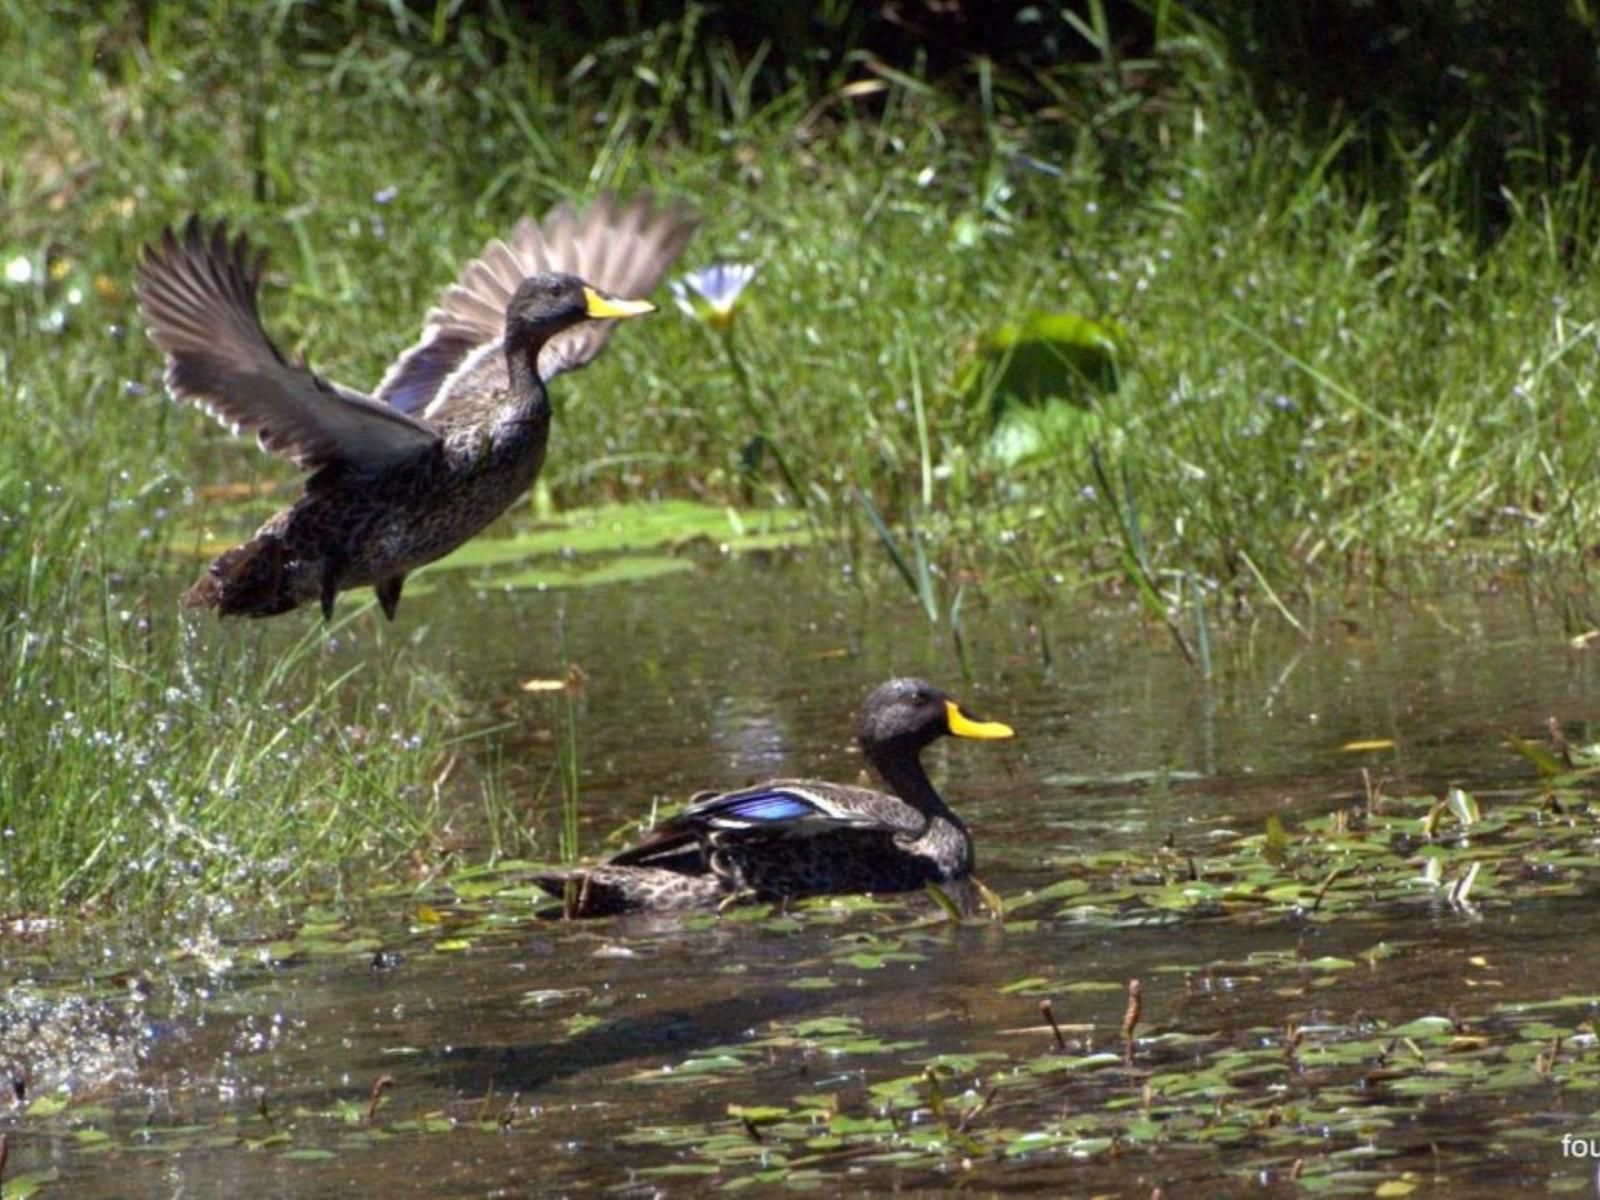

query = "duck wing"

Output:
[[374, 192, 699, 418], [137, 217, 440, 472], [609, 780, 919, 868]]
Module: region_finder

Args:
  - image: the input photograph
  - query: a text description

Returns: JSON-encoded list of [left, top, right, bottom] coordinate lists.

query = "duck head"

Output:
[[505, 272, 655, 347], [856, 677, 1015, 756]]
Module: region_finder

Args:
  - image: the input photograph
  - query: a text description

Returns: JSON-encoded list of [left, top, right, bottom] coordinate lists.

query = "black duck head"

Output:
[[856, 677, 1014, 756], [505, 272, 655, 349]]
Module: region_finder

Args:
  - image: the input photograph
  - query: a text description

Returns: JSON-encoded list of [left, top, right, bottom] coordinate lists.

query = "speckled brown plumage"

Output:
[[534, 679, 1015, 916], [136, 195, 698, 620]]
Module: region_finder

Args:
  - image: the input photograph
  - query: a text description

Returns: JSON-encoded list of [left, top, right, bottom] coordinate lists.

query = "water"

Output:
[[6, 559, 1600, 1196]]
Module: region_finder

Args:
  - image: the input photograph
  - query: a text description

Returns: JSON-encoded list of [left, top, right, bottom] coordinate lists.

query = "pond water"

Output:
[[7, 555, 1600, 1196]]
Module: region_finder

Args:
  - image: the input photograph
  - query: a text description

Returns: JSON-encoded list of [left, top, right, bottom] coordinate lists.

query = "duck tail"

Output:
[[532, 867, 724, 917], [184, 534, 302, 618]]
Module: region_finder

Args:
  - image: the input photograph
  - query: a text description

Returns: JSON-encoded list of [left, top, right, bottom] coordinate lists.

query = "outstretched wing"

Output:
[[374, 192, 699, 417], [137, 217, 440, 471]]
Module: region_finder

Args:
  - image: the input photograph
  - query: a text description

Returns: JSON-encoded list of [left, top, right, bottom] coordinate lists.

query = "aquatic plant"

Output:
[[670, 262, 758, 333]]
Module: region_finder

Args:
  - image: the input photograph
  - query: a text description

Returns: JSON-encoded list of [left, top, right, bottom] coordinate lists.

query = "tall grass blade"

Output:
[[559, 682, 582, 864], [1089, 445, 1195, 665], [949, 584, 972, 684], [906, 509, 940, 623], [1237, 548, 1307, 638], [903, 324, 933, 510], [856, 487, 938, 623], [1188, 571, 1212, 679]]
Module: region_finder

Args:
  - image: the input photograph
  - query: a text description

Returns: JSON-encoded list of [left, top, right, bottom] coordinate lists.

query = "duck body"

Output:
[[537, 679, 1013, 916], [137, 195, 698, 620], [190, 369, 551, 618]]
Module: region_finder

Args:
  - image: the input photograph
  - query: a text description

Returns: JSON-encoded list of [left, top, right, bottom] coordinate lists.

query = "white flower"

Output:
[[670, 262, 758, 331]]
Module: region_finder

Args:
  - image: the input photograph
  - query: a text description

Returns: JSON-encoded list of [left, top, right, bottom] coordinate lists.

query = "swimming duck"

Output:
[[136, 194, 698, 620], [537, 678, 1014, 916]]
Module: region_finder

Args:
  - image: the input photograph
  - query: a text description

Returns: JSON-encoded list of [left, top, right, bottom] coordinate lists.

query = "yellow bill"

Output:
[[945, 700, 1014, 740], [583, 286, 656, 319]]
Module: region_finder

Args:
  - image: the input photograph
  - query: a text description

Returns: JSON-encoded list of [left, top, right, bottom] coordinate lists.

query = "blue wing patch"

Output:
[[699, 788, 823, 825], [374, 331, 477, 415]]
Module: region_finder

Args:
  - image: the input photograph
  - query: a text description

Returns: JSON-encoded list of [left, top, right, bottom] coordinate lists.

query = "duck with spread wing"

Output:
[[136, 195, 697, 620]]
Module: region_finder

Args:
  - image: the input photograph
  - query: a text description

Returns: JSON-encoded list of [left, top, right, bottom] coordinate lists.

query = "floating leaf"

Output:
[[0, 1170, 61, 1199], [1446, 787, 1481, 825], [483, 555, 695, 592]]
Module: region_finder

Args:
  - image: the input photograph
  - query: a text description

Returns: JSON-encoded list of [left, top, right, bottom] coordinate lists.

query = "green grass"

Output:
[[6, 3, 1600, 910], [0, 578, 456, 912]]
